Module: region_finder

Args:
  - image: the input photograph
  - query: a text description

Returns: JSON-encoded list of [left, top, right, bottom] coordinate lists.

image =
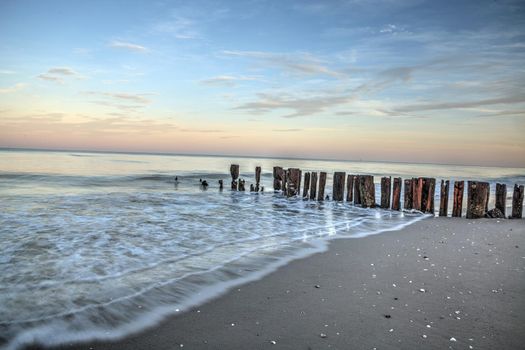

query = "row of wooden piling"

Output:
[[228, 164, 524, 219]]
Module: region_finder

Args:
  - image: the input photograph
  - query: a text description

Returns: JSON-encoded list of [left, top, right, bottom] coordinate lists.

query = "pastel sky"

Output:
[[1, 0, 524, 167]]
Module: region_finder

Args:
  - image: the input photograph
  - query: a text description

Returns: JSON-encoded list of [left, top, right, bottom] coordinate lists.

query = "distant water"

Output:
[[0, 149, 523, 350]]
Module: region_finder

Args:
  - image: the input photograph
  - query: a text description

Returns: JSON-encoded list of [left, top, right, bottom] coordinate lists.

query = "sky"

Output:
[[0, 0, 524, 167]]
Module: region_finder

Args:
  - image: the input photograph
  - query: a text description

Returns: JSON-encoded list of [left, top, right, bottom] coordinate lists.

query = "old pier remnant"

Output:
[[332, 172, 346, 201], [380, 176, 391, 209], [303, 172, 311, 198], [230, 164, 239, 191], [273, 166, 284, 191], [359, 175, 375, 208], [310, 172, 318, 200], [255, 166, 261, 192], [452, 181, 464, 217], [466, 181, 489, 219], [439, 180, 450, 217], [404, 178, 413, 210], [286, 168, 302, 197], [346, 174, 354, 203], [495, 183, 507, 217], [318, 172, 327, 201], [512, 184, 524, 219], [392, 177, 401, 211]]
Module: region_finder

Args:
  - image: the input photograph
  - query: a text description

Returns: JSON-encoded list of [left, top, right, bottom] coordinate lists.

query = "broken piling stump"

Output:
[[392, 177, 401, 211], [439, 180, 450, 217], [303, 172, 311, 198], [273, 166, 284, 191], [310, 172, 318, 200], [332, 172, 346, 201], [411, 178, 423, 211], [354, 175, 361, 205], [495, 183, 507, 217], [380, 176, 391, 209], [358, 175, 375, 208], [230, 164, 239, 191], [286, 168, 302, 197], [421, 178, 436, 214], [346, 174, 354, 203], [511, 184, 524, 219], [466, 181, 490, 219], [318, 172, 327, 201], [404, 179, 413, 210]]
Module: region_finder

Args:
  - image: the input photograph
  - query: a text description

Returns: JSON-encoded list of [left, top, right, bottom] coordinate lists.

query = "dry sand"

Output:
[[33, 218, 524, 350]]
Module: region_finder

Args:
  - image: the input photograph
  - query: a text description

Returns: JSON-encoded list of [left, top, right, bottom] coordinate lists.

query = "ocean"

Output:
[[0, 149, 523, 350]]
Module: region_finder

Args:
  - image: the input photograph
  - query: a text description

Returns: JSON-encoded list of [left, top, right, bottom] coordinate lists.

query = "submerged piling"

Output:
[[230, 164, 239, 191], [354, 175, 361, 205], [273, 166, 284, 191], [421, 178, 436, 214], [359, 175, 375, 208], [439, 180, 450, 217], [346, 174, 354, 203], [303, 172, 311, 198], [452, 181, 464, 217], [412, 178, 423, 211], [310, 172, 318, 200], [286, 168, 302, 197], [333, 172, 346, 201], [466, 181, 489, 219], [255, 166, 261, 192]]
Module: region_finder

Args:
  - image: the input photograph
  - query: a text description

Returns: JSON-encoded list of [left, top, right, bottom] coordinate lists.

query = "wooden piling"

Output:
[[392, 177, 401, 211], [286, 168, 301, 197], [421, 178, 436, 214], [346, 174, 354, 203], [404, 179, 413, 209], [230, 164, 239, 191], [273, 166, 283, 191], [466, 181, 490, 219], [238, 179, 246, 191], [303, 172, 311, 198], [412, 178, 423, 211], [354, 175, 361, 205], [380, 176, 391, 209], [495, 183, 507, 217], [439, 180, 450, 217], [511, 184, 524, 219], [359, 175, 375, 208], [333, 172, 346, 201], [452, 181, 464, 217], [310, 172, 318, 200], [255, 166, 261, 192], [318, 172, 327, 201]]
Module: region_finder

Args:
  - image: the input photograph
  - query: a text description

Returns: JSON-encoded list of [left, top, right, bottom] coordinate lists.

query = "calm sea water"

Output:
[[0, 149, 523, 349]]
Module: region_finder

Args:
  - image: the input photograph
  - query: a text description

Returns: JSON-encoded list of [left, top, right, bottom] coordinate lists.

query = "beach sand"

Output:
[[32, 218, 524, 350]]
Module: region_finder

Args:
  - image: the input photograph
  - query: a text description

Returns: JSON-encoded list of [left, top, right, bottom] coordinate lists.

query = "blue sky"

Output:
[[1, 0, 524, 166]]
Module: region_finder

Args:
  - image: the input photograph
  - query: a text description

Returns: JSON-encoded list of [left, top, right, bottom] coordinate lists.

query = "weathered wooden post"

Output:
[[318, 172, 327, 201], [238, 179, 246, 191], [346, 174, 354, 203], [273, 166, 283, 191], [230, 164, 239, 191], [359, 175, 375, 208], [286, 168, 301, 197], [404, 178, 413, 210], [412, 178, 423, 211], [380, 176, 391, 209], [333, 172, 346, 201], [303, 172, 311, 198], [511, 184, 524, 219], [310, 172, 318, 200], [421, 178, 436, 214], [452, 180, 464, 217], [255, 166, 261, 192], [466, 181, 490, 219], [495, 183, 507, 217], [392, 177, 401, 211], [439, 180, 450, 217], [218, 179, 224, 190], [354, 175, 361, 205]]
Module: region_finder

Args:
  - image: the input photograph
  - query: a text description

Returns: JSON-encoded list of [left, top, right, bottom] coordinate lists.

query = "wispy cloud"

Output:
[[223, 50, 344, 78], [200, 75, 260, 87], [84, 91, 154, 105], [0, 69, 17, 75], [272, 128, 303, 132], [153, 17, 199, 39], [0, 83, 26, 94], [110, 41, 148, 53], [394, 95, 525, 113], [37, 67, 83, 84]]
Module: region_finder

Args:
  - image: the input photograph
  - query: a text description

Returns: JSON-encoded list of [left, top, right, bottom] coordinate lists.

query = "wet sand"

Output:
[[33, 218, 524, 350]]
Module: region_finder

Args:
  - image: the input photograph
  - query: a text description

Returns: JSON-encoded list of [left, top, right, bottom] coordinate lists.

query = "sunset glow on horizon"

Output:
[[1, 0, 524, 167]]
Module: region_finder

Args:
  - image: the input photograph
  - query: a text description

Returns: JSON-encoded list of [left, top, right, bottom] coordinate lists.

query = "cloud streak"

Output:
[[0, 83, 26, 94], [110, 41, 148, 53]]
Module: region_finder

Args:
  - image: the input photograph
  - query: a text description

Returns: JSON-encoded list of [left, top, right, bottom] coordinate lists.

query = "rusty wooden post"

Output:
[[439, 180, 450, 217], [333, 172, 346, 201], [273, 166, 284, 191], [466, 181, 490, 219], [412, 178, 423, 211], [354, 175, 361, 205], [392, 177, 401, 211], [404, 179, 413, 210], [230, 164, 239, 191], [255, 166, 261, 192], [318, 172, 327, 201], [452, 181, 464, 217], [359, 175, 375, 208], [310, 172, 318, 200], [421, 178, 436, 214], [346, 174, 354, 202], [511, 184, 524, 219], [495, 183, 507, 217], [286, 168, 301, 197], [380, 176, 391, 209], [303, 172, 311, 198]]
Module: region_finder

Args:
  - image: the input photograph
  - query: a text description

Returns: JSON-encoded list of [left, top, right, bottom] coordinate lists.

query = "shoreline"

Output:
[[25, 218, 525, 350]]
